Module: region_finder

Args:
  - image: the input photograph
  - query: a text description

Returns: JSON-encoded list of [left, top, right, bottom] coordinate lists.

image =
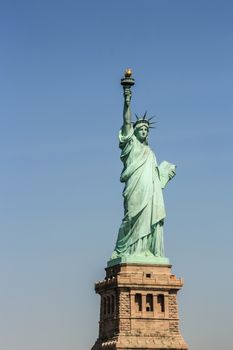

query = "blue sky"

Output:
[[0, 1, 233, 349]]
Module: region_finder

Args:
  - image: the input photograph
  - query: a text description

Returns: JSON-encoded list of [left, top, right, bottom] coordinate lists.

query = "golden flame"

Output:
[[124, 68, 132, 78]]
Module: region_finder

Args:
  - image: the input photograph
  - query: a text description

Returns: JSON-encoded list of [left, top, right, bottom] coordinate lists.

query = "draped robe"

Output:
[[113, 127, 166, 257]]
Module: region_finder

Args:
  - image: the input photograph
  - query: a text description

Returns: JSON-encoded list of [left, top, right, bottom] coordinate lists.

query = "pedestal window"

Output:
[[146, 294, 154, 312], [157, 294, 165, 313], [135, 293, 142, 312]]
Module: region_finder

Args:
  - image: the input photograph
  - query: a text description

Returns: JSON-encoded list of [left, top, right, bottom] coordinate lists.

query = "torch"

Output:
[[121, 68, 135, 104]]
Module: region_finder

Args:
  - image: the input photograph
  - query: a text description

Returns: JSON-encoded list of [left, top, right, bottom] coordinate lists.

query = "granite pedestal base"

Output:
[[91, 263, 188, 350]]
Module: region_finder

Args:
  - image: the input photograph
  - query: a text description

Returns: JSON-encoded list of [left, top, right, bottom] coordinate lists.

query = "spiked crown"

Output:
[[133, 111, 156, 129]]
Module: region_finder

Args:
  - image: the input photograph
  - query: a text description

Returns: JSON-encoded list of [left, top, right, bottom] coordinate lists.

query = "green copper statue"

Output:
[[109, 70, 176, 266]]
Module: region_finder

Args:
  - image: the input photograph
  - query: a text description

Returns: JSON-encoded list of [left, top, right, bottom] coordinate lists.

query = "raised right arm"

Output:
[[122, 88, 132, 136]]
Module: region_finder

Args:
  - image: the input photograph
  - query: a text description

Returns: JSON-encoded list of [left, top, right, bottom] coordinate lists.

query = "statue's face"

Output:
[[134, 125, 149, 143]]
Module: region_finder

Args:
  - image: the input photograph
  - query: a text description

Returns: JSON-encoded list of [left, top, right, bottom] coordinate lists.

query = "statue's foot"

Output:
[[154, 253, 163, 258], [110, 251, 119, 260], [145, 250, 155, 257], [131, 250, 154, 258]]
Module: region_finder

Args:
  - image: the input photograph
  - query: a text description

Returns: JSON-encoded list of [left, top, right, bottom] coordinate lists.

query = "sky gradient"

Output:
[[0, 1, 233, 349]]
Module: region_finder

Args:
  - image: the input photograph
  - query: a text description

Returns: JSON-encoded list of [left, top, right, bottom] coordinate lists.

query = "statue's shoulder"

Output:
[[119, 126, 134, 145]]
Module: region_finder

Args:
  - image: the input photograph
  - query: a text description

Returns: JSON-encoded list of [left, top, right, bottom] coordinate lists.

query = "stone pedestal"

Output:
[[91, 263, 188, 350]]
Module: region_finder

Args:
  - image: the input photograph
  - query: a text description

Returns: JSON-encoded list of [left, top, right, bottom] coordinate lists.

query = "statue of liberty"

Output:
[[109, 70, 176, 266]]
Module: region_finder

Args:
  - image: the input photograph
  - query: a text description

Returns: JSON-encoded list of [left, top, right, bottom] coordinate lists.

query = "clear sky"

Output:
[[0, 1, 233, 349]]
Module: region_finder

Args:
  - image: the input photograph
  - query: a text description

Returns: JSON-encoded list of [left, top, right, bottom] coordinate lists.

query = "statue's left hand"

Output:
[[168, 169, 176, 180]]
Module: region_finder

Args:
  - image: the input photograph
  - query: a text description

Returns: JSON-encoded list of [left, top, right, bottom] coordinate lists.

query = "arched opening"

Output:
[[111, 295, 115, 313], [103, 297, 107, 315], [146, 294, 153, 312], [107, 296, 111, 314], [157, 294, 165, 312], [135, 293, 142, 312]]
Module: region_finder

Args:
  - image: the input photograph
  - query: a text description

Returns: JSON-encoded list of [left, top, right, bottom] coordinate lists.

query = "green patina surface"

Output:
[[108, 71, 176, 267], [108, 255, 170, 267]]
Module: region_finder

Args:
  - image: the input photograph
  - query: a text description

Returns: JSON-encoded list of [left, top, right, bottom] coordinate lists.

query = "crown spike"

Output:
[[143, 111, 147, 119], [148, 115, 155, 121]]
